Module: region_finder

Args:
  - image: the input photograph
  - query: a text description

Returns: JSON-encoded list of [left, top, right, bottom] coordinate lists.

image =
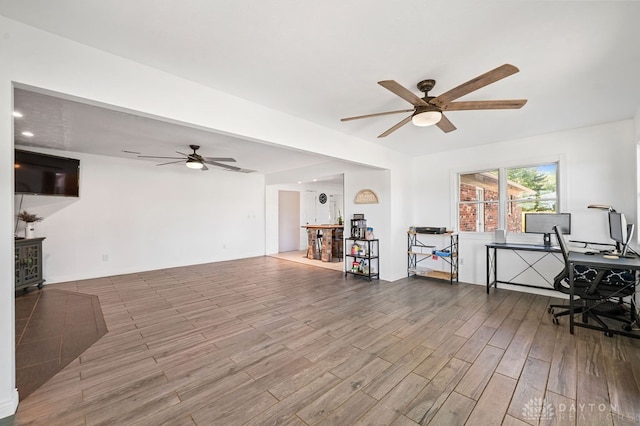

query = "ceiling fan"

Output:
[[341, 64, 527, 137], [138, 144, 254, 173]]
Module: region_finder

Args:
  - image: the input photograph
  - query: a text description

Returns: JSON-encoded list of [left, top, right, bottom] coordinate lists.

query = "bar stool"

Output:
[[316, 230, 323, 259]]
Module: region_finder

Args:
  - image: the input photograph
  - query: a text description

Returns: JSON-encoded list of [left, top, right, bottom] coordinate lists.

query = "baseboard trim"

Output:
[[0, 389, 19, 423]]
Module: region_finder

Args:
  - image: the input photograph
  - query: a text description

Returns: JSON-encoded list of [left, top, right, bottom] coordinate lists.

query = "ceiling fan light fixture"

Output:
[[186, 159, 204, 169], [411, 108, 442, 127]]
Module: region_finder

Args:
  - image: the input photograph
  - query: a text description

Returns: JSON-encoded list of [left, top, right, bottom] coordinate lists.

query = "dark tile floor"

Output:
[[15, 287, 107, 400]]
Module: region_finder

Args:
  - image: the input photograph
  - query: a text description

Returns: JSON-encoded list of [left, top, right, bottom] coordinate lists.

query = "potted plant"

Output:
[[17, 211, 43, 239]]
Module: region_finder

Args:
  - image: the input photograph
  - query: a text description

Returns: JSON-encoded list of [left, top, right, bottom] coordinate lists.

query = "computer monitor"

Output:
[[608, 211, 632, 255], [524, 213, 571, 246]]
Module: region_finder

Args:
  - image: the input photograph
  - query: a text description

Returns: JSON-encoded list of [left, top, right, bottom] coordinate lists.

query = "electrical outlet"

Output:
[[102, 254, 109, 262]]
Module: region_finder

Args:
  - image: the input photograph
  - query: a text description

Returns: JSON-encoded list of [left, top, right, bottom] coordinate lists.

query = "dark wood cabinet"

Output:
[[15, 237, 45, 292]]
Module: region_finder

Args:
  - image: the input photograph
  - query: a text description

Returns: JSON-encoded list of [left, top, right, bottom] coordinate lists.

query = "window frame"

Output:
[[454, 156, 565, 234]]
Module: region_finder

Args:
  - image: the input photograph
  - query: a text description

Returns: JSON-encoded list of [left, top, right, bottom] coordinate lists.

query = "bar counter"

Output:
[[301, 225, 344, 262]]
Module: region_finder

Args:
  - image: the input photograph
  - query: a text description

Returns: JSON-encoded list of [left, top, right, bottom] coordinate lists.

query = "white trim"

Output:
[[0, 388, 19, 419], [498, 167, 508, 229], [557, 153, 568, 212], [477, 188, 485, 231], [449, 168, 456, 232]]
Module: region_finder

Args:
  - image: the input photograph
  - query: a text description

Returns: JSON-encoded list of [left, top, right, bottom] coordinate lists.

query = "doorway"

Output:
[[278, 190, 300, 252]]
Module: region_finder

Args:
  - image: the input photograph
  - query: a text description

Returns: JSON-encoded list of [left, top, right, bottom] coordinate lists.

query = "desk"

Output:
[[301, 225, 343, 262], [486, 243, 563, 294], [568, 252, 640, 338]]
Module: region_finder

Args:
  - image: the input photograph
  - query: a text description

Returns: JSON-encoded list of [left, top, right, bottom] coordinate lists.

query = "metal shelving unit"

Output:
[[345, 238, 379, 281], [407, 232, 458, 284]]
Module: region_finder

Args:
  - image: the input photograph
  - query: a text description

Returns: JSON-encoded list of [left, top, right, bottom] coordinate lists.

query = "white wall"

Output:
[[388, 163, 416, 280], [344, 169, 396, 280], [0, 16, 409, 416], [301, 182, 344, 225], [0, 80, 18, 418], [266, 181, 343, 254], [15, 147, 265, 283], [412, 120, 637, 286], [2, 14, 638, 420], [634, 106, 640, 143], [635, 106, 640, 238]]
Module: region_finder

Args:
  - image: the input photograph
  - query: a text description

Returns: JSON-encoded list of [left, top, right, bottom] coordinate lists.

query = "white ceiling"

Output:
[[3, 1, 640, 171], [12, 87, 350, 178]]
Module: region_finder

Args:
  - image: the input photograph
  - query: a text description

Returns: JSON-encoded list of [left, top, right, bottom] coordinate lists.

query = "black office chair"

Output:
[[548, 225, 636, 336], [547, 232, 592, 322]]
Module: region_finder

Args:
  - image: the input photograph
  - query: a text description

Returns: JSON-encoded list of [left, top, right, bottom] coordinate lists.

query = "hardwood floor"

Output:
[[13, 256, 640, 425]]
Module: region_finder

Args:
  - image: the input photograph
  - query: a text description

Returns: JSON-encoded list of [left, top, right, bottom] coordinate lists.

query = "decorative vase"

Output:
[[25, 222, 36, 239]]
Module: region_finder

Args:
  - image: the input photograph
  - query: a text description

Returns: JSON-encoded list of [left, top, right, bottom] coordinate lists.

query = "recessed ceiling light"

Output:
[[12, 111, 23, 118], [313, 179, 318, 182], [21, 131, 34, 137]]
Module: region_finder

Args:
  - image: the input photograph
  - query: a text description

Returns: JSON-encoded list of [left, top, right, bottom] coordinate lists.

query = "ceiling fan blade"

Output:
[[201, 164, 209, 171], [341, 109, 415, 122], [432, 64, 520, 107], [203, 157, 236, 163], [228, 167, 256, 173], [378, 115, 412, 138], [378, 81, 428, 107], [155, 160, 186, 166], [204, 160, 242, 171], [436, 114, 456, 133], [138, 155, 184, 160], [444, 99, 527, 111], [176, 151, 190, 157]]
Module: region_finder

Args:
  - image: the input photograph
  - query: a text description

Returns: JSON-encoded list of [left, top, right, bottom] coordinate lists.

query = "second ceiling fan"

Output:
[[138, 144, 254, 173], [341, 64, 527, 138]]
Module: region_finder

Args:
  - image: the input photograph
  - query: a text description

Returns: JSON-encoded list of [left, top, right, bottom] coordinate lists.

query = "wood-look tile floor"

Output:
[[13, 256, 640, 425]]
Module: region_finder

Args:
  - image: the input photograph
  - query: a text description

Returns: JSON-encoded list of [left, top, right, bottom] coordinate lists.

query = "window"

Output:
[[458, 163, 558, 233], [458, 170, 499, 232]]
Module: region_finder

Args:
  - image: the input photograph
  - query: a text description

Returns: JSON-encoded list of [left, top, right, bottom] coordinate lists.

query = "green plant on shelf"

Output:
[[17, 211, 44, 223]]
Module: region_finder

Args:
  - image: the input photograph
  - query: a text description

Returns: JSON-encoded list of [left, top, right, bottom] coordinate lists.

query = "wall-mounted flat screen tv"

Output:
[[15, 149, 80, 197]]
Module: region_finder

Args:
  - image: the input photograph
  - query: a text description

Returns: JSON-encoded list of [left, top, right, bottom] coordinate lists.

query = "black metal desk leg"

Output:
[[486, 246, 499, 294], [486, 246, 499, 293], [486, 246, 490, 294], [493, 248, 497, 291]]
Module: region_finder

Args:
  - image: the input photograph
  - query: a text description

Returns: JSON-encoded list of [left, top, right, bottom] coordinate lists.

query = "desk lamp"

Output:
[[587, 204, 634, 255], [587, 204, 616, 212]]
